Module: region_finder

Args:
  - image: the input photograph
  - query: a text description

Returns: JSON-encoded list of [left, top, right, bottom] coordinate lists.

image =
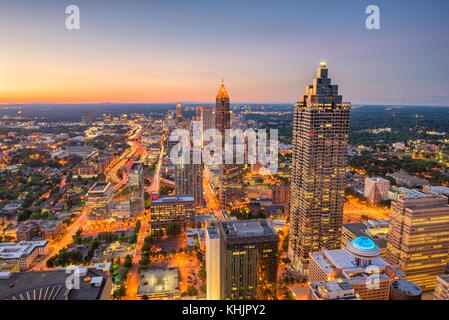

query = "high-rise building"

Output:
[[200, 106, 214, 148], [288, 63, 351, 273], [309, 237, 404, 300], [86, 182, 114, 220], [214, 82, 243, 208], [364, 177, 390, 205], [386, 193, 449, 292], [129, 162, 145, 216], [176, 102, 182, 121], [174, 150, 204, 208], [434, 274, 449, 300], [84, 111, 93, 124], [103, 113, 111, 124], [205, 220, 279, 300], [205, 226, 225, 300]]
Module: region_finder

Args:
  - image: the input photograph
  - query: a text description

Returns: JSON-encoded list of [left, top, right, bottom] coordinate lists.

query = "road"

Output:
[[32, 207, 89, 270], [124, 141, 164, 299]]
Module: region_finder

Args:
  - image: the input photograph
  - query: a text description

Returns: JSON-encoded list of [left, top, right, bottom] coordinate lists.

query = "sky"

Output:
[[0, 0, 448, 105]]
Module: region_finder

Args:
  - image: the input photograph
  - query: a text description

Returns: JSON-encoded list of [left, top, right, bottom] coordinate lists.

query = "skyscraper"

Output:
[[176, 102, 182, 121], [206, 220, 279, 300], [214, 82, 243, 209], [84, 110, 93, 124], [386, 193, 449, 292], [200, 105, 214, 148], [288, 63, 351, 273], [129, 162, 145, 216], [174, 149, 204, 208]]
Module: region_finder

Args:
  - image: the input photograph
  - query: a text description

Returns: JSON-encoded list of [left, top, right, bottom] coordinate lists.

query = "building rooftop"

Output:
[[0, 268, 109, 300], [151, 195, 194, 204], [89, 182, 111, 193], [221, 219, 277, 238], [137, 267, 179, 296], [0, 241, 48, 260], [206, 226, 220, 240], [390, 279, 422, 297]]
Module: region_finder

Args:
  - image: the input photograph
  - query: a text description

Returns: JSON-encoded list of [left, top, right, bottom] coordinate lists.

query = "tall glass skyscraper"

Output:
[[288, 63, 351, 273]]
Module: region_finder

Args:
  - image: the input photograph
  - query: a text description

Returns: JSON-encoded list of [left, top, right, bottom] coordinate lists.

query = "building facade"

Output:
[[174, 150, 204, 208], [288, 63, 351, 273], [386, 194, 449, 292], [434, 274, 449, 300], [129, 162, 145, 216], [86, 182, 114, 220], [214, 82, 243, 209], [364, 177, 390, 205], [149, 195, 195, 232]]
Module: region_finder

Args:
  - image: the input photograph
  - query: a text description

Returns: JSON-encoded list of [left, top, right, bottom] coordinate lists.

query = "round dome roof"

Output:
[[346, 236, 381, 258]]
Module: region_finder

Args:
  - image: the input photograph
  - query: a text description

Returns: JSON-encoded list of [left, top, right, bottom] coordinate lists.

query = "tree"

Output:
[[187, 285, 198, 296]]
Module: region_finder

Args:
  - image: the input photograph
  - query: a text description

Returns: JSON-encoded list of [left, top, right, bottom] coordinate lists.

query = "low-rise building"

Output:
[[16, 220, 63, 242], [137, 267, 180, 300], [0, 241, 49, 271], [308, 280, 360, 300]]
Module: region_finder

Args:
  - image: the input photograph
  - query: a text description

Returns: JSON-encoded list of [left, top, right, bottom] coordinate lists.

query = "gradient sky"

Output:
[[0, 0, 448, 105]]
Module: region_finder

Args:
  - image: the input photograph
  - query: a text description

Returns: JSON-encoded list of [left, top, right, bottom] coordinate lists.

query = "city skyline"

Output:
[[1, 0, 448, 105]]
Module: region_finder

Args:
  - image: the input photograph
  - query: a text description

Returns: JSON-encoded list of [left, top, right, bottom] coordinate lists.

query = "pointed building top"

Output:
[[217, 83, 229, 99]]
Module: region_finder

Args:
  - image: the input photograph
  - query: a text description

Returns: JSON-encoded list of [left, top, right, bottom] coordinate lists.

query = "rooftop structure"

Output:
[[0, 268, 110, 300], [137, 267, 180, 299], [389, 279, 422, 300], [342, 219, 388, 257], [308, 280, 360, 300], [309, 236, 403, 300]]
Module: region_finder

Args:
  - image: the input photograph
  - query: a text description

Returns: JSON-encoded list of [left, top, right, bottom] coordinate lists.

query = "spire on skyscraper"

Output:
[[217, 83, 229, 99]]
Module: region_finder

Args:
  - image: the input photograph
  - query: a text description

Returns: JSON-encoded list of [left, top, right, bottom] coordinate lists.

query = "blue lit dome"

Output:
[[354, 237, 376, 250], [346, 236, 381, 260]]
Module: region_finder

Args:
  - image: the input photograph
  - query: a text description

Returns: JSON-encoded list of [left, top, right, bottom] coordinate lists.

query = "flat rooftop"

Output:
[[90, 182, 111, 193], [221, 219, 277, 238], [0, 241, 48, 259], [137, 267, 179, 296], [206, 227, 220, 240], [151, 195, 194, 204], [0, 268, 108, 300]]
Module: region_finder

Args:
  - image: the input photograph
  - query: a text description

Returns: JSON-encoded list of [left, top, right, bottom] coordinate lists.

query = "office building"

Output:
[[434, 274, 449, 300], [83, 111, 93, 124], [200, 105, 214, 148], [215, 82, 243, 208], [129, 162, 145, 216], [206, 220, 278, 300], [176, 102, 182, 121], [386, 194, 449, 292], [149, 195, 195, 232], [205, 226, 224, 300], [86, 182, 114, 220], [174, 150, 204, 208], [272, 181, 290, 205], [364, 177, 390, 205], [288, 63, 351, 273], [309, 237, 403, 300]]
